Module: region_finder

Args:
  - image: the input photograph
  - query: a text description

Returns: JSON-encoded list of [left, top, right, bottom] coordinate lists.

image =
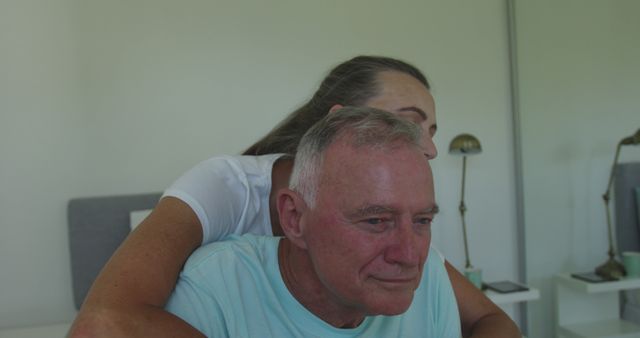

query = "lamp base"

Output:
[[464, 267, 483, 289], [595, 257, 626, 280]]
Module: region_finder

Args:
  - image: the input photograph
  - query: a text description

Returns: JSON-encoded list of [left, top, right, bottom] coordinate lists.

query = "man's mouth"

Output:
[[371, 276, 418, 288]]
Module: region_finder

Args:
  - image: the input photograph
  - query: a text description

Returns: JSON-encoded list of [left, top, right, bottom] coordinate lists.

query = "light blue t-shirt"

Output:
[[166, 235, 461, 338]]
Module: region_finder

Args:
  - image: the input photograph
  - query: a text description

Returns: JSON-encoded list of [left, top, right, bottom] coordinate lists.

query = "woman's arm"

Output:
[[68, 197, 206, 338], [445, 261, 521, 338], [68, 196, 519, 338]]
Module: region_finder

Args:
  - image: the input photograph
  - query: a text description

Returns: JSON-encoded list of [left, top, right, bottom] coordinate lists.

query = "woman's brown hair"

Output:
[[243, 55, 429, 156]]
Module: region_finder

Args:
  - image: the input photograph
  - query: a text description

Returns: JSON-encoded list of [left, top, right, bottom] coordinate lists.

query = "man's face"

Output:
[[300, 139, 436, 316]]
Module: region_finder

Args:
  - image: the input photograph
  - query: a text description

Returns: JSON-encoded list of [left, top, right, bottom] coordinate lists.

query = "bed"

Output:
[[0, 193, 161, 338], [67, 192, 161, 309]]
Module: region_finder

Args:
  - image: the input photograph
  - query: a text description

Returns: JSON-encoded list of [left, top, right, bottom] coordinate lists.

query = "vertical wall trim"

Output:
[[506, 0, 528, 333]]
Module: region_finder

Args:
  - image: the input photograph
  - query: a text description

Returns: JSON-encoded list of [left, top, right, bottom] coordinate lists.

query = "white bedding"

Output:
[[130, 209, 152, 230], [0, 322, 70, 338]]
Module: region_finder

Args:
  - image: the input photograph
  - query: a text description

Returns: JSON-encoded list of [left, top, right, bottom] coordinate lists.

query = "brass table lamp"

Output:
[[595, 128, 640, 279], [449, 133, 483, 287]]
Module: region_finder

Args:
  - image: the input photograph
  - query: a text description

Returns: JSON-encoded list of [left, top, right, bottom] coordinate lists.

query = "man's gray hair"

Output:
[[289, 106, 423, 206]]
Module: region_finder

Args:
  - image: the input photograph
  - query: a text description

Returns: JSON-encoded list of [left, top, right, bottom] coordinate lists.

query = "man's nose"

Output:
[[384, 222, 423, 267]]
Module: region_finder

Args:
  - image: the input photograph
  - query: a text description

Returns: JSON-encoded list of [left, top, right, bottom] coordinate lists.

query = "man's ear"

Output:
[[277, 188, 308, 249], [328, 104, 344, 114]]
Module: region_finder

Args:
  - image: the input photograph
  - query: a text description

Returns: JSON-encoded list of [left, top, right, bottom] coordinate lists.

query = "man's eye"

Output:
[[360, 218, 390, 233], [414, 217, 433, 231]]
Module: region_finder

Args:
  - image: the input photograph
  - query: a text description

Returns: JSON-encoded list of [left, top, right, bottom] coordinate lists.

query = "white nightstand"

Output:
[[485, 287, 540, 305], [554, 273, 640, 338]]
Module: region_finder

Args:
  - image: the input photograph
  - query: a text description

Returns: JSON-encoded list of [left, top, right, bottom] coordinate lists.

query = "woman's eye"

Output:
[[367, 218, 384, 225]]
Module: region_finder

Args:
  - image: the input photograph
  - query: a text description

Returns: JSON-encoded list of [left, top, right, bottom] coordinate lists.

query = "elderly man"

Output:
[[166, 107, 461, 337]]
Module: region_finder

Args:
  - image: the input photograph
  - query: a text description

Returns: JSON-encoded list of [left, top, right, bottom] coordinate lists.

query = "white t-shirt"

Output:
[[163, 154, 284, 244]]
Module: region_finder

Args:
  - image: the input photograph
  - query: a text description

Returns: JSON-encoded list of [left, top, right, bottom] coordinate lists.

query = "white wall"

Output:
[[0, 0, 519, 330], [0, 0, 89, 328], [514, 1, 640, 337]]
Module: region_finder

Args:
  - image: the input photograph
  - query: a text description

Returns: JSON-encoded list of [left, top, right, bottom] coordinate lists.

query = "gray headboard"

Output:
[[67, 192, 162, 309], [614, 162, 640, 254]]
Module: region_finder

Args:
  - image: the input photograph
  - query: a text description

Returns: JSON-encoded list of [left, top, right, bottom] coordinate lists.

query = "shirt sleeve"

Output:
[[165, 274, 228, 338], [163, 156, 250, 244]]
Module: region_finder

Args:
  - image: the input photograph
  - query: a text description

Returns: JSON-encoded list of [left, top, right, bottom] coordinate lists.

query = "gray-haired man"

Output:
[[166, 107, 461, 337]]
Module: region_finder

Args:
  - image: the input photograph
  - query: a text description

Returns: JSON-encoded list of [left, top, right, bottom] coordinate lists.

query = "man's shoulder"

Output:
[[424, 246, 446, 271], [416, 246, 453, 296], [182, 234, 279, 276]]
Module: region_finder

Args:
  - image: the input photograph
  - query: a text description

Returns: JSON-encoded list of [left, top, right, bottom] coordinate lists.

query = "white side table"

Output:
[[485, 287, 540, 305], [554, 273, 640, 338]]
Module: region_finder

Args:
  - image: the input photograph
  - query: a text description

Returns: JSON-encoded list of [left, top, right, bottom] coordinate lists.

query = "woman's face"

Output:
[[364, 71, 438, 159]]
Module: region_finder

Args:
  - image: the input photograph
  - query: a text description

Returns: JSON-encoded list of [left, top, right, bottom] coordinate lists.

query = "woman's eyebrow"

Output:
[[397, 106, 427, 120]]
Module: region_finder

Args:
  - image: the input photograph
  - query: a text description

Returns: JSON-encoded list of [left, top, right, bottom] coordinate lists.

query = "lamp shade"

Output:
[[449, 133, 482, 155], [621, 128, 640, 145]]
